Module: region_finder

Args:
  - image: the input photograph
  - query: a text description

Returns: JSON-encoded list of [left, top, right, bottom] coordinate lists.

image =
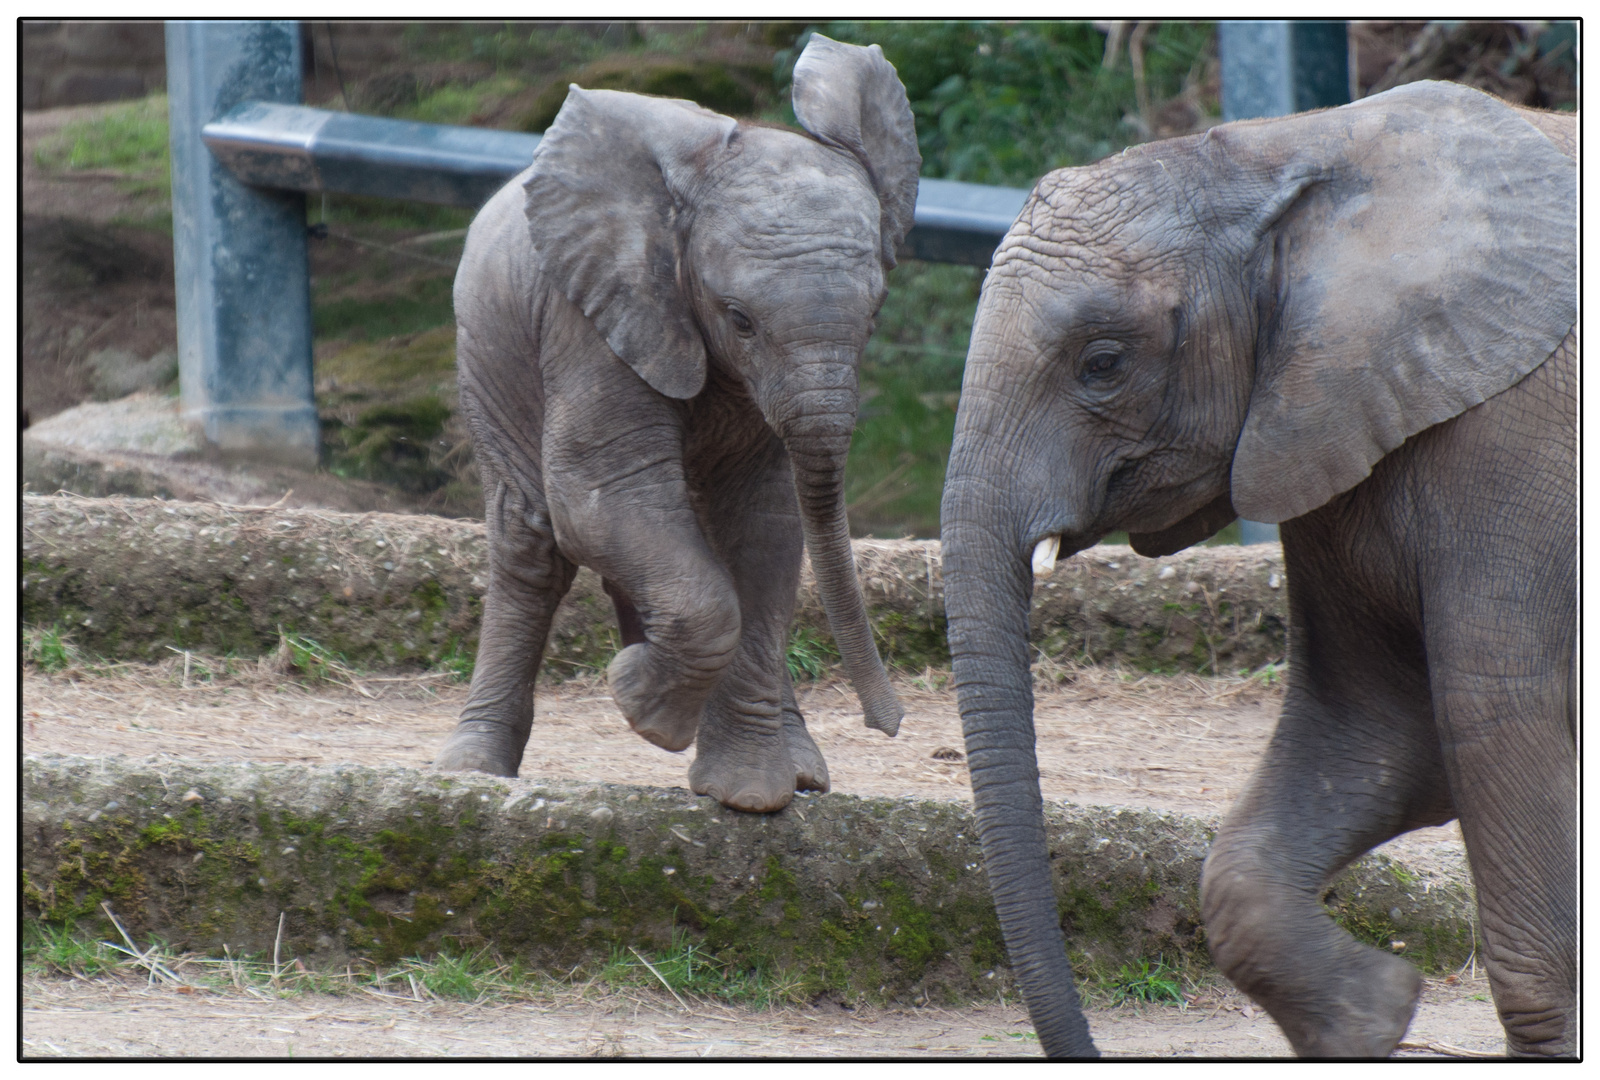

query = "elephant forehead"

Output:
[[701, 178, 880, 263], [994, 163, 1186, 279]]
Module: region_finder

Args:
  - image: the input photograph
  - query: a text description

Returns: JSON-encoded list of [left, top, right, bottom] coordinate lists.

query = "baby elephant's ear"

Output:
[[791, 34, 921, 266], [523, 87, 737, 400]]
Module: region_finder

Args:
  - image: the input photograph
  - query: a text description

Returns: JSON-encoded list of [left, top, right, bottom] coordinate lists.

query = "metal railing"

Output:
[[200, 101, 1030, 266]]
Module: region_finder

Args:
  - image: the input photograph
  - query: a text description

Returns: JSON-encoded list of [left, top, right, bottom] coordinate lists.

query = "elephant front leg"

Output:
[[782, 677, 830, 794], [1200, 662, 1454, 1056], [542, 365, 745, 754], [689, 434, 828, 812]]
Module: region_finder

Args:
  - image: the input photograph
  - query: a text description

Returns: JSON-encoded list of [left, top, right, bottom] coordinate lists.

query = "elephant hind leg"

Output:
[[1428, 647, 1576, 1056], [1200, 662, 1453, 1056], [436, 477, 576, 776]]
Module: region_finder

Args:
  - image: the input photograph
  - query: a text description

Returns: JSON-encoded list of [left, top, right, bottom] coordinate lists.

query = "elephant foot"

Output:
[[433, 719, 523, 777], [606, 643, 704, 752], [783, 707, 830, 793], [1204, 848, 1423, 1056], [690, 708, 794, 813], [1264, 948, 1422, 1057]]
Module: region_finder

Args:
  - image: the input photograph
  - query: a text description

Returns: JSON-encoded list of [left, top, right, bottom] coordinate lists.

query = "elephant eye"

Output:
[[727, 306, 755, 335], [1079, 344, 1125, 382]]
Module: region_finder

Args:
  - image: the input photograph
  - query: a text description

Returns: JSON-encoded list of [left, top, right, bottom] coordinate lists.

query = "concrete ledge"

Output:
[[24, 756, 1476, 1001], [23, 494, 1289, 674]]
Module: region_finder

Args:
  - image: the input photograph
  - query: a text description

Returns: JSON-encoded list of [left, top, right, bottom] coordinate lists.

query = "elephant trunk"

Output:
[[941, 465, 1098, 1057], [771, 369, 903, 736]]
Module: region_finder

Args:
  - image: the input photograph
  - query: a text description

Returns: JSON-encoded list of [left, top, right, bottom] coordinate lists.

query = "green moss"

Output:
[[1325, 886, 1475, 974], [870, 609, 950, 670], [28, 767, 1459, 1003]]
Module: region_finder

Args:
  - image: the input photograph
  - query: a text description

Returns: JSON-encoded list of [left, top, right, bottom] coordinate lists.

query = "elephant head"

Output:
[[519, 34, 919, 736], [940, 81, 1575, 1056]]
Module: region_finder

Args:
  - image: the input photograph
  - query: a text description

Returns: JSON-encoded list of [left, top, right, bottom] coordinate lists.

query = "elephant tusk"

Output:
[[1031, 535, 1060, 579]]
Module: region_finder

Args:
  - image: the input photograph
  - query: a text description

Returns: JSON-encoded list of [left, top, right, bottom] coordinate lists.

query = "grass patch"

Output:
[[34, 93, 170, 177], [600, 927, 805, 1009], [313, 275, 456, 342], [785, 626, 838, 682], [23, 918, 803, 1010], [397, 75, 528, 126], [23, 921, 122, 978], [396, 21, 615, 74], [1105, 957, 1186, 1005], [24, 625, 75, 673], [435, 639, 475, 683], [313, 193, 476, 234]]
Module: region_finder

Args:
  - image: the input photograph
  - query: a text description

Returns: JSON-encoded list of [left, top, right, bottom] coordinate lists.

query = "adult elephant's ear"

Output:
[[791, 34, 921, 266], [523, 87, 736, 400], [1223, 81, 1576, 523]]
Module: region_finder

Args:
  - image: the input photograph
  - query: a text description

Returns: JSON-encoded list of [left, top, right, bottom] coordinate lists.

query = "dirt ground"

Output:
[[23, 664, 1492, 1059], [21, 969, 1504, 1059], [19, 664, 1467, 873]]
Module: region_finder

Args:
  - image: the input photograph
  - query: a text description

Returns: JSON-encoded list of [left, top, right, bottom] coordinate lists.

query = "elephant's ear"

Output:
[[1224, 81, 1576, 523], [523, 87, 736, 400], [791, 33, 921, 266]]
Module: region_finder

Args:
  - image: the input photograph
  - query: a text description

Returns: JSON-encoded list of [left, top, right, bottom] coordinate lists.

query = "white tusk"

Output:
[[1032, 535, 1061, 579]]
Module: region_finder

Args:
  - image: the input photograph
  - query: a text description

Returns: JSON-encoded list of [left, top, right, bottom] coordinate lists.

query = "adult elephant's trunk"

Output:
[[941, 468, 1098, 1057], [783, 411, 903, 735]]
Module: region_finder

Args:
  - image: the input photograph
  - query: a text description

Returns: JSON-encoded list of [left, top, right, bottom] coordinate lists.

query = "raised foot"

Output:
[[606, 643, 703, 752], [1273, 948, 1422, 1057], [433, 720, 522, 777]]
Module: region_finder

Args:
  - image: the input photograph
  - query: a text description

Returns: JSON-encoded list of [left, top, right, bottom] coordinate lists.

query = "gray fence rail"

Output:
[[201, 101, 1030, 266]]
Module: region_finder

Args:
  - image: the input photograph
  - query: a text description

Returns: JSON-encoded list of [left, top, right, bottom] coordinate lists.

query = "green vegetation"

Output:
[[24, 625, 74, 673], [22, 920, 122, 978], [811, 21, 1217, 186], [435, 638, 476, 683], [313, 275, 457, 342], [34, 93, 170, 177], [1106, 957, 1186, 1004], [600, 926, 804, 1007], [785, 626, 838, 682], [277, 632, 354, 684], [845, 261, 980, 536]]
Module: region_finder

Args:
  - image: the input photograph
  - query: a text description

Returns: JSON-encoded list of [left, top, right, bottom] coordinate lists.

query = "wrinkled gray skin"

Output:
[[941, 81, 1575, 1059], [435, 35, 919, 814]]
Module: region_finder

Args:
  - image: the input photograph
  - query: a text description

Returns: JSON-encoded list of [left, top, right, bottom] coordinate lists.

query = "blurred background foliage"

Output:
[[29, 20, 1577, 534]]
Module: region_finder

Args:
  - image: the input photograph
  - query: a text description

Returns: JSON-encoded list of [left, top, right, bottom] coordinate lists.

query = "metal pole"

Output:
[[1218, 20, 1349, 544], [166, 20, 318, 468]]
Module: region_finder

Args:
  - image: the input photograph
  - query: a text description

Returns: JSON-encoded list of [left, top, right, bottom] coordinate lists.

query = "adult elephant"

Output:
[[435, 35, 917, 813], [940, 81, 1575, 1058]]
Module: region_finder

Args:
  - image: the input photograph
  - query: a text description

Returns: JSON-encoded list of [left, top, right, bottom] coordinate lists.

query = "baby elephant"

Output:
[[435, 35, 918, 813]]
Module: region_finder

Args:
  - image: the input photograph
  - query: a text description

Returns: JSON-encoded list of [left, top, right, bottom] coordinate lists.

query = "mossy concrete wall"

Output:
[[24, 755, 1475, 1000], [23, 494, 1289, 675]]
